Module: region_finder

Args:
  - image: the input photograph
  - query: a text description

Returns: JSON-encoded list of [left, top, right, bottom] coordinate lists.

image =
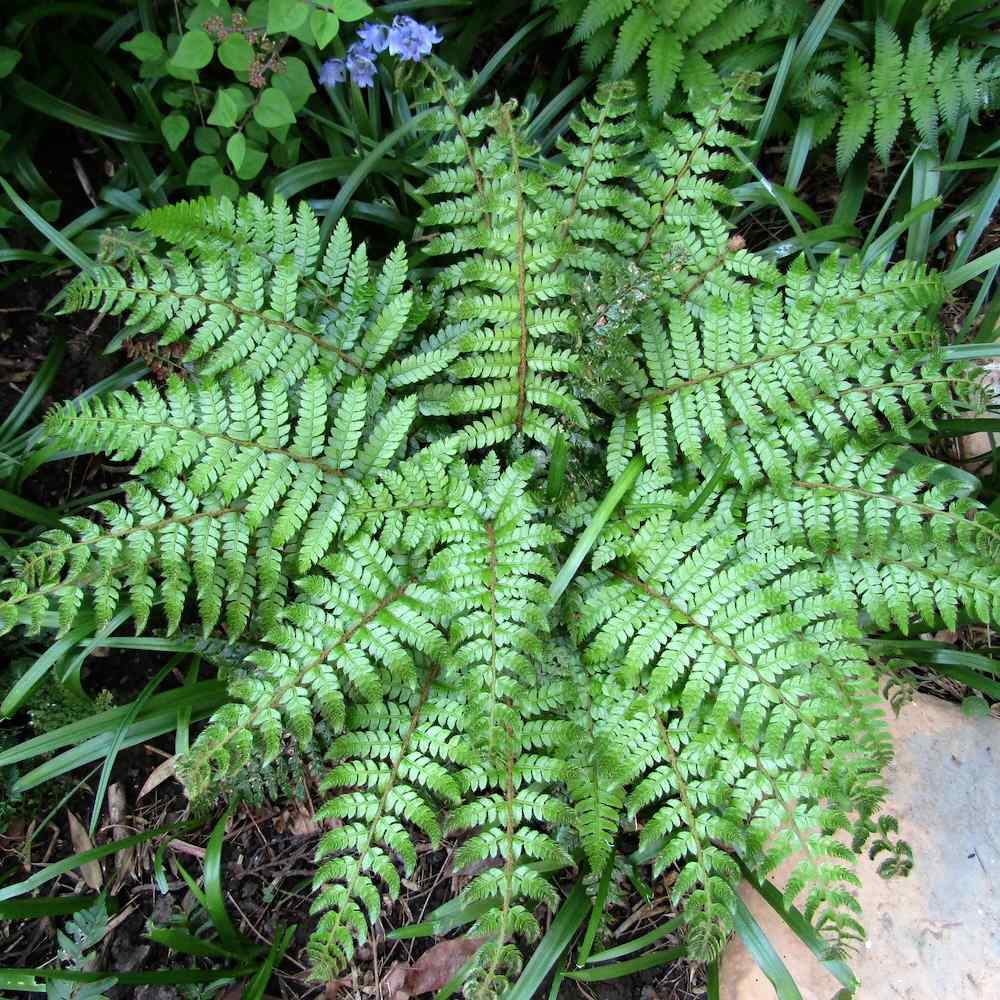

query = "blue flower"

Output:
[[318, 58, 346, 86], [422, 24, 444, 49], [320, 16, 441, 93], [387, 15, 441, 62], [346, 42, 378, 88], [357, 21, 390, 54]]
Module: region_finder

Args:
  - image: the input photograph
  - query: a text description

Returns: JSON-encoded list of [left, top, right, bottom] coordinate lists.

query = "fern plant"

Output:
[[540, 1, 999, 168], [536, 0, 807, 112], [49, 896, 117, 999], [789, 13, 1000, 172], [1, 73, 996, 996]]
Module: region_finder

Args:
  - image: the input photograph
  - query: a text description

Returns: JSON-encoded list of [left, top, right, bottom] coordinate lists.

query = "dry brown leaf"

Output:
[[382, 963, 410, 1000], [383, 937, 487, 999], [168, 839, 206, 859], [106, 783, 136, 890], [324, 977, 354, 998], [138, 756, 177, 798], [0, 816, 26, 845], [66, 810, 103, 890], [289, 803, 322, 836]]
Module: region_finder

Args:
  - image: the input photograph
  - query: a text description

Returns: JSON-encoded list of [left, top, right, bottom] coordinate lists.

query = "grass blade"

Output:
[[13, 699, 222, 793], [0, 680, 225, 768], [584, 915, 683, 965], [467, 15, 550, 102], [88, 658, 175, 838], [731, 891, 803, 1000], [548, 456, 643, 603], [0, 178, 94, 272], [271, 156, 364, 200], [504, 881, 589, 1000], [949, 167, 1000, 270], [788, 0, 845, 86], [389, 898, 497, 939], [205, 807, 254, 954], [944, 247, 1000, 291], [0, 966, 252, 986], [575, 857, 613, 967], [0, 618, 96, 718], [565, 946, 686, 981], [862, 197, 942, 269], [244, 925, 296, 1000], [0, 823, 179, 902], [12, 78, 157, 143], [707, 958, 720, 1000], [906, 147, 940, 261], [751, 34, 798, 159], [0, 488, 63, 527], [738, 861, 858, 991], [318, 109, 432, 244], [0, 895, 103, 920]]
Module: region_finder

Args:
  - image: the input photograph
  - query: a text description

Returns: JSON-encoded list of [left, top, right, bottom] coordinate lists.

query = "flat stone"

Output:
[[720, 693, 1000, 998]]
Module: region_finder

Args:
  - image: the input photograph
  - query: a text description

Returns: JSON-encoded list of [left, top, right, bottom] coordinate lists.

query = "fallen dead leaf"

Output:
[[168, 839, 206, 859], [138, 756, 176, 799], [66, 811, 103, 890], [325, 976, 354, 998], [0, 816, 26, 845], [107, 783, 136, 891], [383, 937, 487, 999], [382, 963, 410, 999], [289, 803, 322, 836]]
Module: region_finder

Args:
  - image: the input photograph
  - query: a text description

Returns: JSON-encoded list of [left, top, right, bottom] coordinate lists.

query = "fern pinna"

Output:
[[1, 75, 996, 994]]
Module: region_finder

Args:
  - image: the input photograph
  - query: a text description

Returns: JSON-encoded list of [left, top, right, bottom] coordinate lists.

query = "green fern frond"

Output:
[[589, 254, 957, 485], [430, 457, 570, 992], [178, 533, 449, 795], [309, 681, 469, 977], [906, 19, 939, 142], [872, 19, 906, 164], [837, 51, 873, 174], [576, 505, 889, 956], [45, 371, 414, 562], [748, 442, 1000, 561], [418, 100, 585, 450], [68, 202, 429, 387], [825, 17, 1000, 168], [546, 0, 775, 129], [0, 475, 284, 638]]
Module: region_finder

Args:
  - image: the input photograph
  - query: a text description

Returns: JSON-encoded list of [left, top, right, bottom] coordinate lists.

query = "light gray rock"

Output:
[[720, 693, 1000, 998]]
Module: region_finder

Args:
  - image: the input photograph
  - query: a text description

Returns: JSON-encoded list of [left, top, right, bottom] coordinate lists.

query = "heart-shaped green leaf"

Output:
[[310, 10, 339, 49], [161, 113, 190, 151], [253, 87, 296, 129], [267, 0, 309, 34], [121, 32, 164, 63], [218, 34, 254, 72], [170, 30, 214, 71], [226, 132, 247, 171]]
